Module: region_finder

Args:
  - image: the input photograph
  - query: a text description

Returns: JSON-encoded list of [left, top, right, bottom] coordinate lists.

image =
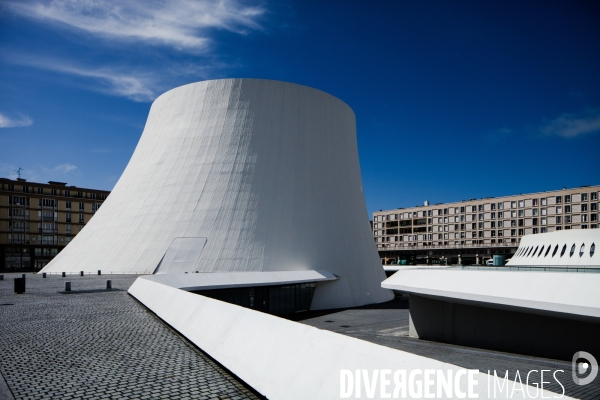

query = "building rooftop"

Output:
[[287, 297, 600, 399]]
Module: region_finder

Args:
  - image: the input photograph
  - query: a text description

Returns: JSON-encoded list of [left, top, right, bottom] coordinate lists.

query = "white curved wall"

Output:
[[41, 79, 393, 308], [506, 229, 599, 267]]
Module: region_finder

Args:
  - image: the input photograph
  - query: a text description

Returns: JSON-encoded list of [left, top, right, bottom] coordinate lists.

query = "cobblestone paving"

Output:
[[0, 273, 259, 400], [289, 297, 600, 400]]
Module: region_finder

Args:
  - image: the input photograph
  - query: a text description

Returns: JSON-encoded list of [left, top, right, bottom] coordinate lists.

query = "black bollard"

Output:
[[43, 272, 47, 278], [14, 278, 25, 294], [98, 270, 101, 276], [62, 272, 66, 277], [80, 271, 84, 277], [106, 280, 112, 290], [65, 282, 71, 292]]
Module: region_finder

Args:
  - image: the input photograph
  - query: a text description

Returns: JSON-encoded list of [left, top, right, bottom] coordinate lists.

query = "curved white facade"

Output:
[[41, 79, 393, 308], [506, 229, 599, 268]]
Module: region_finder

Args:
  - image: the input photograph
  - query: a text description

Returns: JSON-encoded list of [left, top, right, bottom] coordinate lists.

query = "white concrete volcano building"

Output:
[[41, 79, 393, 309]]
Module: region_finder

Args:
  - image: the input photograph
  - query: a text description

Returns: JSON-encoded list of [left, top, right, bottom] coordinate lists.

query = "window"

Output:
[[532, 208, 538, 216], [556, 196, 562, 204], [498, 221, 503, 228], [560, 244, 567, 257], [511, 220, 516, 227], [556, 216, 562, 224], [66, 225, 72, 233], [511, 201, 516, 208], [565, 205, 571, 213], [565, 195, 571, 203], [533, 228, 539, 234], [544, 246, 551, 257], [491, 221, 496, 228], [518, 219, 524, 227], [582, 204, 588, 212], [511, 210, 516, 218], [79, 202, 84, 211], [471, 206, 476, 212], [518, 228, 524, 235], [541, 208, 546, 216], [533, 199, 538, 206], [541, 217, 547, 225], [518, 200, 524, 208], [579, 244, 585, 257], [552, 244, 559, 257], [65, 190, 70, 197], [498, 202, 504, 210], [582, 214, 588, 222], [592, 214, 598, 222], [38, 187, 43, 194], [66, 213, 71, 223], [479, 213, 484, 220], [533, 218, 538, 226], [569, 243, 576, 257], [541, 198, 547, 206], [478, 205, 483, 212], [592, 203, 598, 211], [592, 192, 598, 201], [582, 193, 588, 201], [491, 212, 496, 219], [591, 243, 596, 257], [565, 215, 571, 223], [537, 246, 544, 257], [460, 207, 465, 213], [491, 203, 496, 210], [51, 189, 57, 196], [66, 201, 72, 210], [518, 210, 524, 217], [79, 214, 84, 223], [511, 229, 516, 236]]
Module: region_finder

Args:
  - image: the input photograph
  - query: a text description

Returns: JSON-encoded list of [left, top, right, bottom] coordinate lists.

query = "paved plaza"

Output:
[[0, 273, 259, 400], [289, 297, 600, 400]]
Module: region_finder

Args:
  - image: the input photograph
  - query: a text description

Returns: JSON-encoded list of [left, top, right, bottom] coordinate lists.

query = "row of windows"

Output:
[[377, 225, 599, 242], [374, 192, 599, 221], [375, 216, 599, 235], [516, 243, 596, 258], [5, 184, 107, 199], [7, 197, 101, 211]]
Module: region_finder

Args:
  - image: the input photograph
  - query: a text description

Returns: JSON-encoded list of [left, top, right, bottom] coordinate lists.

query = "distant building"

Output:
[[373, 185, 600, 265], [0, 178, 110, 271]]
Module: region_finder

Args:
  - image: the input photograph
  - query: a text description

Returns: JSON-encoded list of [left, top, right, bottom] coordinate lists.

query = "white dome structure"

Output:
[[41, 79, 393, 309]]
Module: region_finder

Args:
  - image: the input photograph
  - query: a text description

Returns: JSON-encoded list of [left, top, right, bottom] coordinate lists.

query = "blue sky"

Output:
[[1, 0, 599, 216]]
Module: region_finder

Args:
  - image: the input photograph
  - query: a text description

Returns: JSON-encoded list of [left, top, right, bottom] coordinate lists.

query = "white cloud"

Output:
[[0, 112, 33, 128], [541, 108, 600, 138], [52, 164, 78, 174], [0, 163, 78, 182], [5, 55, 159, 102], [6, 0, 265, 52]]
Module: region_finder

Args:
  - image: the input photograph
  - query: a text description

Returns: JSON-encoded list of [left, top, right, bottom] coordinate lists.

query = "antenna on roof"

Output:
[[14, 167, 23, 179]]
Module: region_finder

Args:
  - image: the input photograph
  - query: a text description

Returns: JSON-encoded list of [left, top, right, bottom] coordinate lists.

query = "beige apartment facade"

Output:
[[373, 185, 600, 266], [0, 178, 110, 271]]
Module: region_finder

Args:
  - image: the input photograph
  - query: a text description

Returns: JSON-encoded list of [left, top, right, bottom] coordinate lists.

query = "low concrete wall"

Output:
[[129, 278, 564, 399], [410, 294, 600, 361]]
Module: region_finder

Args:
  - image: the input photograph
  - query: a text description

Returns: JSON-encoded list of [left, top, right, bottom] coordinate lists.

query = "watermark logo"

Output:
[[572, 351, 598, 386]]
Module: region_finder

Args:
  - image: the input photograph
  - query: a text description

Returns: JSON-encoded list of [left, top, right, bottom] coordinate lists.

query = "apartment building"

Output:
[[373, 185, 600, 265], [0, 178, 110, 271]]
